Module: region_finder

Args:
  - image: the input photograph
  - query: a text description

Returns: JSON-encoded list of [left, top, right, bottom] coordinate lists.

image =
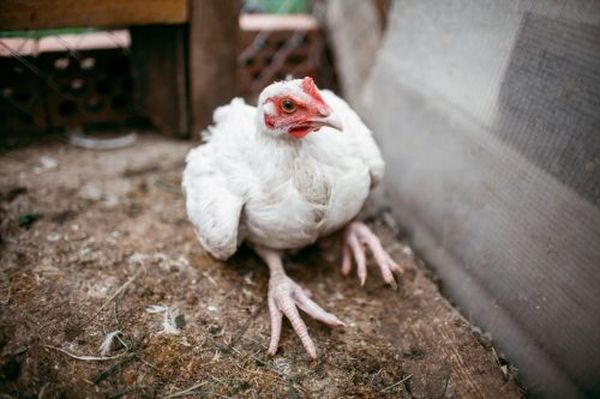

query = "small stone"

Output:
[[34, 156, 58, 174], [207, 304, 218, 313], [47, 233, 62, 242], [174, 314, 186, 329], [79, 184, 102, 201], [18, 213, 42, 229]]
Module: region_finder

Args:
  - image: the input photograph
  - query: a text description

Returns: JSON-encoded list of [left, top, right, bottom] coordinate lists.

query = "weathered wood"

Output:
[[130, 25, 188, 137], [0, 0, 188, 31], [188, 0, 240, 137]]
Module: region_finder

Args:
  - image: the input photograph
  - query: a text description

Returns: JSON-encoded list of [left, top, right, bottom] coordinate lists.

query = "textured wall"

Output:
[[325, 0, 382, 104], [350, 1, 600, 397]]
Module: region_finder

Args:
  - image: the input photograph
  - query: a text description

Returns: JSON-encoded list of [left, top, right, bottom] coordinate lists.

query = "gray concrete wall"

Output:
[[334, 1, 600, 397]]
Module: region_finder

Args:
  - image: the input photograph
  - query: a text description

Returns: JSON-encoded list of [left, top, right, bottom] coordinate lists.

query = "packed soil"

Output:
[[0, 134, 523, 398]]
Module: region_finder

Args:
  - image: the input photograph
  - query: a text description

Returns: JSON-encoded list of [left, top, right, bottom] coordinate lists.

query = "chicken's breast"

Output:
[[183, 91, 385, 256]]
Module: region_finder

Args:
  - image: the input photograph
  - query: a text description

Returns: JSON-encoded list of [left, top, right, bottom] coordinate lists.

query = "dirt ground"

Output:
[[0, 134, 523, 398]]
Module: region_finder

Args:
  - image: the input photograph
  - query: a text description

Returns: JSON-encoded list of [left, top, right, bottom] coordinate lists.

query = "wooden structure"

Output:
[[0, 0, 240, 138], [188, 1, 239, 136]]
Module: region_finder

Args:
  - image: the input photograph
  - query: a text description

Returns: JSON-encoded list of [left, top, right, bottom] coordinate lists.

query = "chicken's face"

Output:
[[257, 77, 343, 139]]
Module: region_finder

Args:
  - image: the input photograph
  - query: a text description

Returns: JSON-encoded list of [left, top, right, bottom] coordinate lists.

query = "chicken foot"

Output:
[[254, 246, 345, 359], [341, 221, 403, 289]]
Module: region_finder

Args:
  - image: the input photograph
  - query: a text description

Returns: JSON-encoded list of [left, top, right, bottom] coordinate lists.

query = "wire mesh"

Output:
[[0, 30, 135, 141], [238, 0, 338, 101]]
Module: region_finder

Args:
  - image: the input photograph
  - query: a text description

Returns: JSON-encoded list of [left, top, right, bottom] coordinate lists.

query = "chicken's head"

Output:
[[257, 77, 343, 139]]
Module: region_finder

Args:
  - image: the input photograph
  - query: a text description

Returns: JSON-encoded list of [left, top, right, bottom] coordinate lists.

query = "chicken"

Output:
[[182, 77, 402, 358]]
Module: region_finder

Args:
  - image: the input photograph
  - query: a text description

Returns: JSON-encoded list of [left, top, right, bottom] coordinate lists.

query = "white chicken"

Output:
[[183, 77, 402, 358]]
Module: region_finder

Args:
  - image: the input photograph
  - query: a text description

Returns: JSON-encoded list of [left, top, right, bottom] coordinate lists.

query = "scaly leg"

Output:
[[254, 246, 345, 358], [341, 222, 403, 288]]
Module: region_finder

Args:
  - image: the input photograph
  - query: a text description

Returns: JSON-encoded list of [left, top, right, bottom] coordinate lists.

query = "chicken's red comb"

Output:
[[301, 77, 329, 114]]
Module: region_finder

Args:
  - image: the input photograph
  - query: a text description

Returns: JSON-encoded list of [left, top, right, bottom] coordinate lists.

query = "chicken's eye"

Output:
[[280, 98, 296, 113]]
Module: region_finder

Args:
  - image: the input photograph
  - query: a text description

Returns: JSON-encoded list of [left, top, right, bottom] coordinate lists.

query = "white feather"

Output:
[[99, 330, 122, 356], [182, 80, 385, 258]]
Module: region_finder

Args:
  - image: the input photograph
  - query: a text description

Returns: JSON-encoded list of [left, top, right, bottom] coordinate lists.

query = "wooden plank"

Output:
[[188, 0, 240, 136], [130, 25, 188, 137], [0, 0, 187, 31], [239, 13, 318, 31], [0, 30, 130, 56]]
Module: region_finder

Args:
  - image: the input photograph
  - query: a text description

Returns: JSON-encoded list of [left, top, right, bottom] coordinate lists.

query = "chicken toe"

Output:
[[342, 222, 403, 288], [267, 273, 345, 358]]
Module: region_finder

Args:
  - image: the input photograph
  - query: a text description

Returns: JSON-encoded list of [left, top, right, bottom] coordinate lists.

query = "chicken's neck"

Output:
[[252, 124, 323, 190]]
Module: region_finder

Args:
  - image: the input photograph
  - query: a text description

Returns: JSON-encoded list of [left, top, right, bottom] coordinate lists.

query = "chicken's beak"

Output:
[[310, 112, 343, 132]]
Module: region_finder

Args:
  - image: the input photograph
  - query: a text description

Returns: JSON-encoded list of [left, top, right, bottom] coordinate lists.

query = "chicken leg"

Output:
[[341, 221, 403, 288], [254, 246, 345, 358]]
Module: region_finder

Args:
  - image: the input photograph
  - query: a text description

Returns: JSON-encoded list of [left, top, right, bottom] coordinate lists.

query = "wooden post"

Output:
[[130, 25, 189, 137], [188, 0, 240, 137]]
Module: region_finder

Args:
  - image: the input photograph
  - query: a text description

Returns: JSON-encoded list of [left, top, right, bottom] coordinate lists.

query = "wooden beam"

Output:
[[0, 0, 188, 31], [188, 0, 240, 137]]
